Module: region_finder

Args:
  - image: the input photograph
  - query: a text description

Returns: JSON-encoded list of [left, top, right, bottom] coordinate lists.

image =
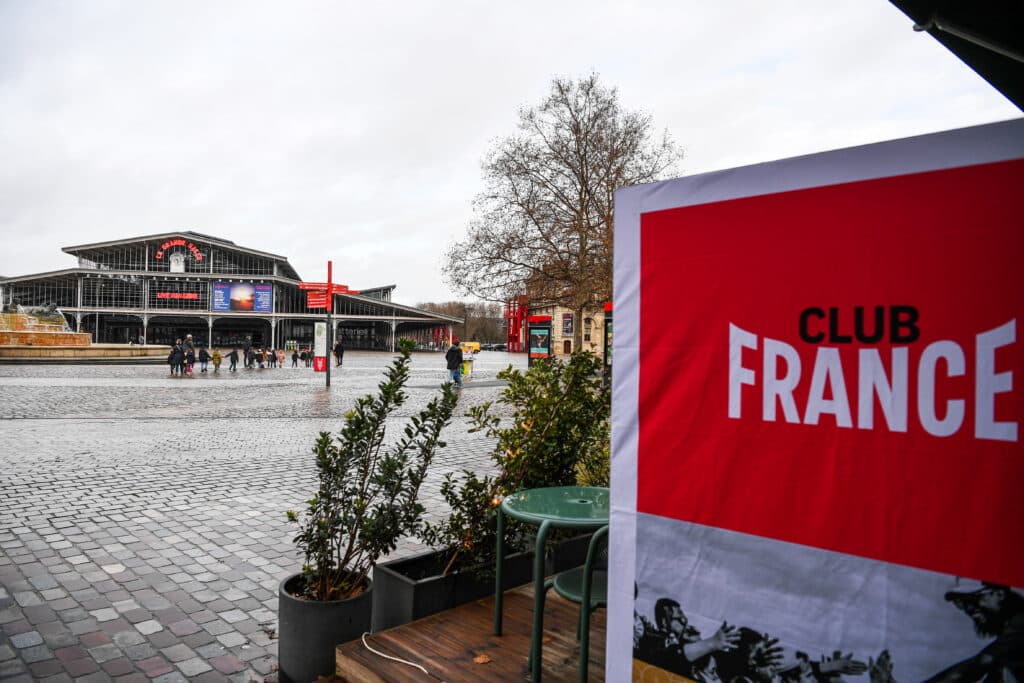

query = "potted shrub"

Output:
[[372, 351, 611, 632], [278, 338, 459, 683]]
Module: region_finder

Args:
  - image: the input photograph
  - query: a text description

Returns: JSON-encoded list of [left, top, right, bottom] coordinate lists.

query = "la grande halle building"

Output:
[[0, 232, 461, 349]]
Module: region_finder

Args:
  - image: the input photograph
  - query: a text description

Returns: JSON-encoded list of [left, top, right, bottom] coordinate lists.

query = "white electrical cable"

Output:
[[361, 631, 442, 679]]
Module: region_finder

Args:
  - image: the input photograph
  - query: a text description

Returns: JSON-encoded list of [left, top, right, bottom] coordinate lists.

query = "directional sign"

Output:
[[299, 282, 360, 294], [306, 293, 328, 308]]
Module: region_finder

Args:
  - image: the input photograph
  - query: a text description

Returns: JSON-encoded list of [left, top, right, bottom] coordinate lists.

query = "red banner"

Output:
[[638, 159, 1023, 587]]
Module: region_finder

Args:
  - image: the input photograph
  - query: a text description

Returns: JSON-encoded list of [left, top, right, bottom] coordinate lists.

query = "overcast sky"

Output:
[[0, 1, 1018, 304]]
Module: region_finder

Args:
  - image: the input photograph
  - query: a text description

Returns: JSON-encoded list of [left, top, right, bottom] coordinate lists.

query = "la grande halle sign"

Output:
[[155, 238, 203, 261]]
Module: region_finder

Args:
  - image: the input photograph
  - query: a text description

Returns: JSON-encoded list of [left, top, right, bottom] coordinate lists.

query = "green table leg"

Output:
[[530, 519, 552, 683], [494, 506, 504, 635]]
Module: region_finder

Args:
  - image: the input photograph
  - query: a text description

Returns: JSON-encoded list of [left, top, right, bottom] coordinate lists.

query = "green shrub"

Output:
[[287, 338, 460, 600], [422, 351, 610, 574]]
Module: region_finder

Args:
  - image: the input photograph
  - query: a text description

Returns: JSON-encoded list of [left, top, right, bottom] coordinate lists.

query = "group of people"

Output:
[[240, 344, 286, 369], [168, 334, 223, 377], [634, 594, 866, 683], [166, 335, 348, 376]]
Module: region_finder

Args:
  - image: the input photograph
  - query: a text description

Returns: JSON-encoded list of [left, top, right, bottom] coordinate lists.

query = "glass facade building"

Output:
[[0, 232, 461, 349]]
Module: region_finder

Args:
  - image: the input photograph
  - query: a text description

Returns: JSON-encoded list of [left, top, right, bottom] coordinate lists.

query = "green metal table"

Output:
[[494, 486, 610, 683]]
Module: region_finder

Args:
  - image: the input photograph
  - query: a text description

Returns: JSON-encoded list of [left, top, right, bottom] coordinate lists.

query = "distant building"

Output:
[[0, 231, 460, 349], [525, 303, 610, 358]]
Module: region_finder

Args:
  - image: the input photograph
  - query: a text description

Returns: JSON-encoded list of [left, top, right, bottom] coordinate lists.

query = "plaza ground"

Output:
[[0, 350, 524, 682]]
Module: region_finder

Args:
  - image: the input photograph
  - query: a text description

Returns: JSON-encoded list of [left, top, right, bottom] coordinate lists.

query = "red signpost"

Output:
[[300, 263, 360, 387]]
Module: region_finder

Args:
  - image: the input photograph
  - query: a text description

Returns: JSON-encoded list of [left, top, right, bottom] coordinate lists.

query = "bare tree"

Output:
[[443, 73, 682, 349], [417, 300, 504, 343]]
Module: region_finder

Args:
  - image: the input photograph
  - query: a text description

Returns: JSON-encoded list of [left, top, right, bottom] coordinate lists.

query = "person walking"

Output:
[[171, 339, 185, 377], [185, 347, 196, 376], [212, 349, 222, 373], [268, 348, 277, 368], [277, 348, 285, 368], [198, 346, 210, 373], [333, 339, 345, 367], [445, 340, 464, 388], [291, 349, 299, 367], [228, 347, 239, 372]]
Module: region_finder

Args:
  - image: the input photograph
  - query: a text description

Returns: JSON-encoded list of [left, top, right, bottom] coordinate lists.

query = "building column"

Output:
[[208, 316, 213, 347], [142, 314, 148, 345], [76, 277, 83, 331]]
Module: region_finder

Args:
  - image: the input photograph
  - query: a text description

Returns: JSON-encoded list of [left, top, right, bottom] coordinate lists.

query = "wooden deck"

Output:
[[336, 583, 606, 682]]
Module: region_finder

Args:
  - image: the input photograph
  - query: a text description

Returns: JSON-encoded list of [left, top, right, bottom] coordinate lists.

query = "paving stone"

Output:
[[89, 608, 119, 623], [101, 657, 134, 676], [28, 575, 59, 591], [248, 655, 276, 675], [0, 607, 23, 625], [134, 620, 162, 635], [136, 655, 173, 677], [99, 618, 133, 636], [57, 607, 88, 622], [215, 632, 246, 648], [119, 609, 151, 625], [159, 643, 194, 663], [18, 643, 53, 663], [28, 657, 64, 678], [40, 626, 78, 649], [78, 631, 111, 648], [68, 618, 100, 636], [75, 671, 115, 683], [146, 630, 179, 649], [176, 655, 213, 677], [152, 673, 189, 683], [110, 629, 145, 649], [201, 619, 234, 636], [215, 610, 247, 625], [9, 630, 43, 649], [122, 642, 157, 661], [181, 631, 216, 649], [87, 642, 122, 664], [112, 674, 147, 683], [0, 657, 29, 677], [38, 673, 74, 683], [64, 654, 100, 677], [12, 592, 42, 607]]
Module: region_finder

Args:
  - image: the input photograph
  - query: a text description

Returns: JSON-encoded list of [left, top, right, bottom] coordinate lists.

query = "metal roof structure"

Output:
[[891, 0, 1024, 110]]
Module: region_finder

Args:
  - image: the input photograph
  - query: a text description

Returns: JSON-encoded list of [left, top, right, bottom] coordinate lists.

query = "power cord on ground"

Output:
[[361, 632, 447, 681]]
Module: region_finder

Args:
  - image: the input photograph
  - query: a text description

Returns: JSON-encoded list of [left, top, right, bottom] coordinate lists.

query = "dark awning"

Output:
[[890, 0, 1024, 110]]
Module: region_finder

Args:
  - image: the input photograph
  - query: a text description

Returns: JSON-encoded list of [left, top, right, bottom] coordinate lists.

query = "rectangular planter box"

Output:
[[372, 548, 535, 632]]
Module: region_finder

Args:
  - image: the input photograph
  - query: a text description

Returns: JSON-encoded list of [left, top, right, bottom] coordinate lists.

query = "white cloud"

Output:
[[0, 1, 1017, 300]]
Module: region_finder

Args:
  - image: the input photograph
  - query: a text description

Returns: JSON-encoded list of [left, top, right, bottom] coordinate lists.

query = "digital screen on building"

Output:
[[212, 282, 273, 312]]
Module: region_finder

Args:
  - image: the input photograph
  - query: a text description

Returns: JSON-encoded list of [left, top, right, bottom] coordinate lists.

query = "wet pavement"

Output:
[[0, 351, 524, 682]]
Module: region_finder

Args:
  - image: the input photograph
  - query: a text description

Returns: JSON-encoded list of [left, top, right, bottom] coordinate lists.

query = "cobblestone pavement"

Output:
[[0, 351, 524, 682]]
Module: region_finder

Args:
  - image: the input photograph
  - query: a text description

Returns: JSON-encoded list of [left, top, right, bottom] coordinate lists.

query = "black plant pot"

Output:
[[371, 548, 535, 632], [278, 574, 373, 683]]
